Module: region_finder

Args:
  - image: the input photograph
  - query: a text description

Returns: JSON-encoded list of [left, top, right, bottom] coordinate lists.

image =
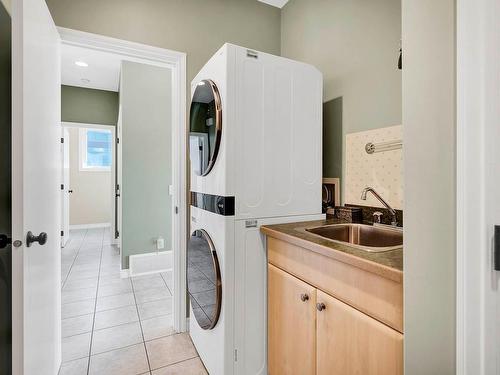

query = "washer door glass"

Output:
[[189, 79, 222, 176], [187, 229, 222, 330]]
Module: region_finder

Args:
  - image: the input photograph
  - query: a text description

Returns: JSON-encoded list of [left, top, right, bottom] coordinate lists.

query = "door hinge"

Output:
[[61, 230, 64, 237], [61, 184, 64, 190], [60, 137, 64, 143], [175, 206, 179, 214], [234, 349, 238, 362], [116, 137, 120, 144]]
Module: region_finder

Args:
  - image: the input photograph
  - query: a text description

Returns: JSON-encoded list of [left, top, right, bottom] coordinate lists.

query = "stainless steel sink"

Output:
[[305, 223, 403, 252]]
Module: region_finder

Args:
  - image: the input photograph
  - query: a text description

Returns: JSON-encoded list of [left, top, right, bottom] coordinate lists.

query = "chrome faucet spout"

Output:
[[360, 187, 398, 226]]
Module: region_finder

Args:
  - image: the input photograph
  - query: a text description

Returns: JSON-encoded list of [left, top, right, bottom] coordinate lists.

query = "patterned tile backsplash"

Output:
[[345, 125, 403, 210]]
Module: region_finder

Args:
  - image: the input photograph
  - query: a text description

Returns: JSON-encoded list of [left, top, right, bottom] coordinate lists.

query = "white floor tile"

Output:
[[62, 313, 94, 338], [91, 321, 143, 355], [89, 343, 149, 375], [94, 305, 139, 330], [62, 332, 91, 362], [135, 287, 171, 304], [59, 357, 89, 375], [141, 315, 174, 341], [96, 292, 135, 312], [62, 299, 96, 319], [137, 298, 172, 320]]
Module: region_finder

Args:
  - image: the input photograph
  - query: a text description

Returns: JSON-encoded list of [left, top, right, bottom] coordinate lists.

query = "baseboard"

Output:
[[129, 250, 173, 277], [120, 268, 130, 279], [69, 222, 111, 230]]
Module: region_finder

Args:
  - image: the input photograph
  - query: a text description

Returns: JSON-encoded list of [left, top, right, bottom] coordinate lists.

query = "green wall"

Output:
[[61, 85, 119, 125], [282, 0, 402, 200], [46, 0, 281, 84], [322, 97, 343, 180], [120, 61, 172, 269]]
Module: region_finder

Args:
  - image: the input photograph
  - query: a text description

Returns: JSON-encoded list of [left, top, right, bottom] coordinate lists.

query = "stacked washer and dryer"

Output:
[[188, 43, 324, 375]]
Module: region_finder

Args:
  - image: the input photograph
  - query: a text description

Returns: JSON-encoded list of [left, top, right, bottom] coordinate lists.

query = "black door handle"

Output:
[[26, 231, 47, 247], [0, 234, 11, 249]]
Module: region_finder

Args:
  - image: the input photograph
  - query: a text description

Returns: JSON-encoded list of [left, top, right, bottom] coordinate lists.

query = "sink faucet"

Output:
[[360, 187, 398, 226]]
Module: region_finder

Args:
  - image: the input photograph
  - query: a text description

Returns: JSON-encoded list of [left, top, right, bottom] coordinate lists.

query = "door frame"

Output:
[[61, 122, 116, 240], [58, 27, 188, 332], [456, 0, 500, 373], [60, 127, 70, 247]]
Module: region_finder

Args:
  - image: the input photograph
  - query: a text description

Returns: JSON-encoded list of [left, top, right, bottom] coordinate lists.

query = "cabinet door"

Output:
[[268, 264, 317, 375], [316, 290, 403, 375]]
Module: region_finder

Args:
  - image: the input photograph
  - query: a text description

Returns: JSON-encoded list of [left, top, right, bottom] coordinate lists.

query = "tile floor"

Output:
[[60, 227, 207, 375]]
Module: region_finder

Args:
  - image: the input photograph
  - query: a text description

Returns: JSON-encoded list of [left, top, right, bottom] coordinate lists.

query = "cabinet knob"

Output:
[[300, 293, 309, 302], [316, 302, 326, 311]]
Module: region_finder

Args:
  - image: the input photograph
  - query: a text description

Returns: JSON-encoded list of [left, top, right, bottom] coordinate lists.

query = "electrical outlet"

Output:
[[156, 237, 165, 250]]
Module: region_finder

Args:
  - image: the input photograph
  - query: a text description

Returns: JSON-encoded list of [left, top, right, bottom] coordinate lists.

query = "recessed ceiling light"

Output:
[[75, 61, 88, 67], [81, 78, 90, 84]]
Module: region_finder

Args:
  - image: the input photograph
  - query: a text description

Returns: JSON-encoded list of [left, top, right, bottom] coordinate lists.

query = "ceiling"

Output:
[[61, 44, 122, 92], [257, 0, 289, 9]]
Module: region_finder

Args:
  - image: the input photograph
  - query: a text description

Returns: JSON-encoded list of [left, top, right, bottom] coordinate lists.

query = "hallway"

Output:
[[60, 228, 207, 375]]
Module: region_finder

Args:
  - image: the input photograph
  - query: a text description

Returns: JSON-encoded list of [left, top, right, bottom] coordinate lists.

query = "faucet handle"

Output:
[[373, 211, 383, 224]]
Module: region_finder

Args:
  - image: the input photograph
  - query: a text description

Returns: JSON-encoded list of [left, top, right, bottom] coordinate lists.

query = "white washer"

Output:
[[188, 44, 324, 375], [188, 206, 234, 375]]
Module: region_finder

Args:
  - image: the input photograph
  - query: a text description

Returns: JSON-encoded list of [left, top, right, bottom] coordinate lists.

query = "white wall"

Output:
[[67, 127, 112, 225], [120, 61, 172, 269], [403, 0, 456, 373], [281, 0, 402, 199]]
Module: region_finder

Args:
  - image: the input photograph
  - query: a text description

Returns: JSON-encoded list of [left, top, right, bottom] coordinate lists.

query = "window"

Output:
[[79, 128, 112, 171]]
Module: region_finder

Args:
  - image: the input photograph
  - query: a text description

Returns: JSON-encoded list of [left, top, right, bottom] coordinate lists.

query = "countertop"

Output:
[[261, 218, 403, 282]]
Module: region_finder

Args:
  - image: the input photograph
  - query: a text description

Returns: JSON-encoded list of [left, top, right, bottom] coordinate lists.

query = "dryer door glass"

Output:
[[187, 229, 222, 330], [189, 80, 222, 176]]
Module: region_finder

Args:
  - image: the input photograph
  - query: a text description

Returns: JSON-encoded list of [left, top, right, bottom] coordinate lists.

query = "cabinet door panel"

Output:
[[268, 264, 316, 375], [316, 290, 403, 375]]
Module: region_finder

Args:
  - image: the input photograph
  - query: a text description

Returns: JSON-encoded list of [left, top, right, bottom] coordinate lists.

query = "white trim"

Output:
[[69, 222, 111, 230], [456, 0, 500, 373], [59, 28, 188, 333], [120, 268, 130, 279]]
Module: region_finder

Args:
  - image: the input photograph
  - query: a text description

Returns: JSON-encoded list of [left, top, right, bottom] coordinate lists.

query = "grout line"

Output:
[[86, 228, 105, 375], [160, 272, 174, 296], [130, 275, 153, 372], [61, 230, 88, 289], [149, 355, 200, 373]]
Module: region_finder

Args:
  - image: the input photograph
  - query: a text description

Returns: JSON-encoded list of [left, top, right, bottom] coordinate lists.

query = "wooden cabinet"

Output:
[[316, 290, 403, 375], [268, 265, 403, 375], [268, 264, 317, 375]]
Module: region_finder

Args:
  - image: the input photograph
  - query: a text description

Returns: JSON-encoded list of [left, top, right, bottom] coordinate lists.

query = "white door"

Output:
[[11, 0, 61, 374], [61, 128, 70, 247]]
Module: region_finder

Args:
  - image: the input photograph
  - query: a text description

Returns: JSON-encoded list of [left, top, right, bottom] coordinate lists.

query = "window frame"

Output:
[[79, 127, 113, 172]]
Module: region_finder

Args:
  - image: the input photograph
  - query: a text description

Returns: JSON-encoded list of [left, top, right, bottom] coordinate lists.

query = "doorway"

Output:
[[60, 123, 116, 252], [56, 30, 189, 373]]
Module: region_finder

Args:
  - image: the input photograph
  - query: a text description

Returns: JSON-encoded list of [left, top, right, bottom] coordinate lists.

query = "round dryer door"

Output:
[[189, 79, 222, 176], [187, 229, 222, 330]]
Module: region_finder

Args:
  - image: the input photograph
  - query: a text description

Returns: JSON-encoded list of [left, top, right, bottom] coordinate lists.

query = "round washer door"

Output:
[[189, 79, 222, 176], [187, 229, 222, 330]]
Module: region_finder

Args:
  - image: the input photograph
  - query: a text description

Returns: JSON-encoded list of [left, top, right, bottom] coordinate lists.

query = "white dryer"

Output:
[[188, 43, 324, 375]]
